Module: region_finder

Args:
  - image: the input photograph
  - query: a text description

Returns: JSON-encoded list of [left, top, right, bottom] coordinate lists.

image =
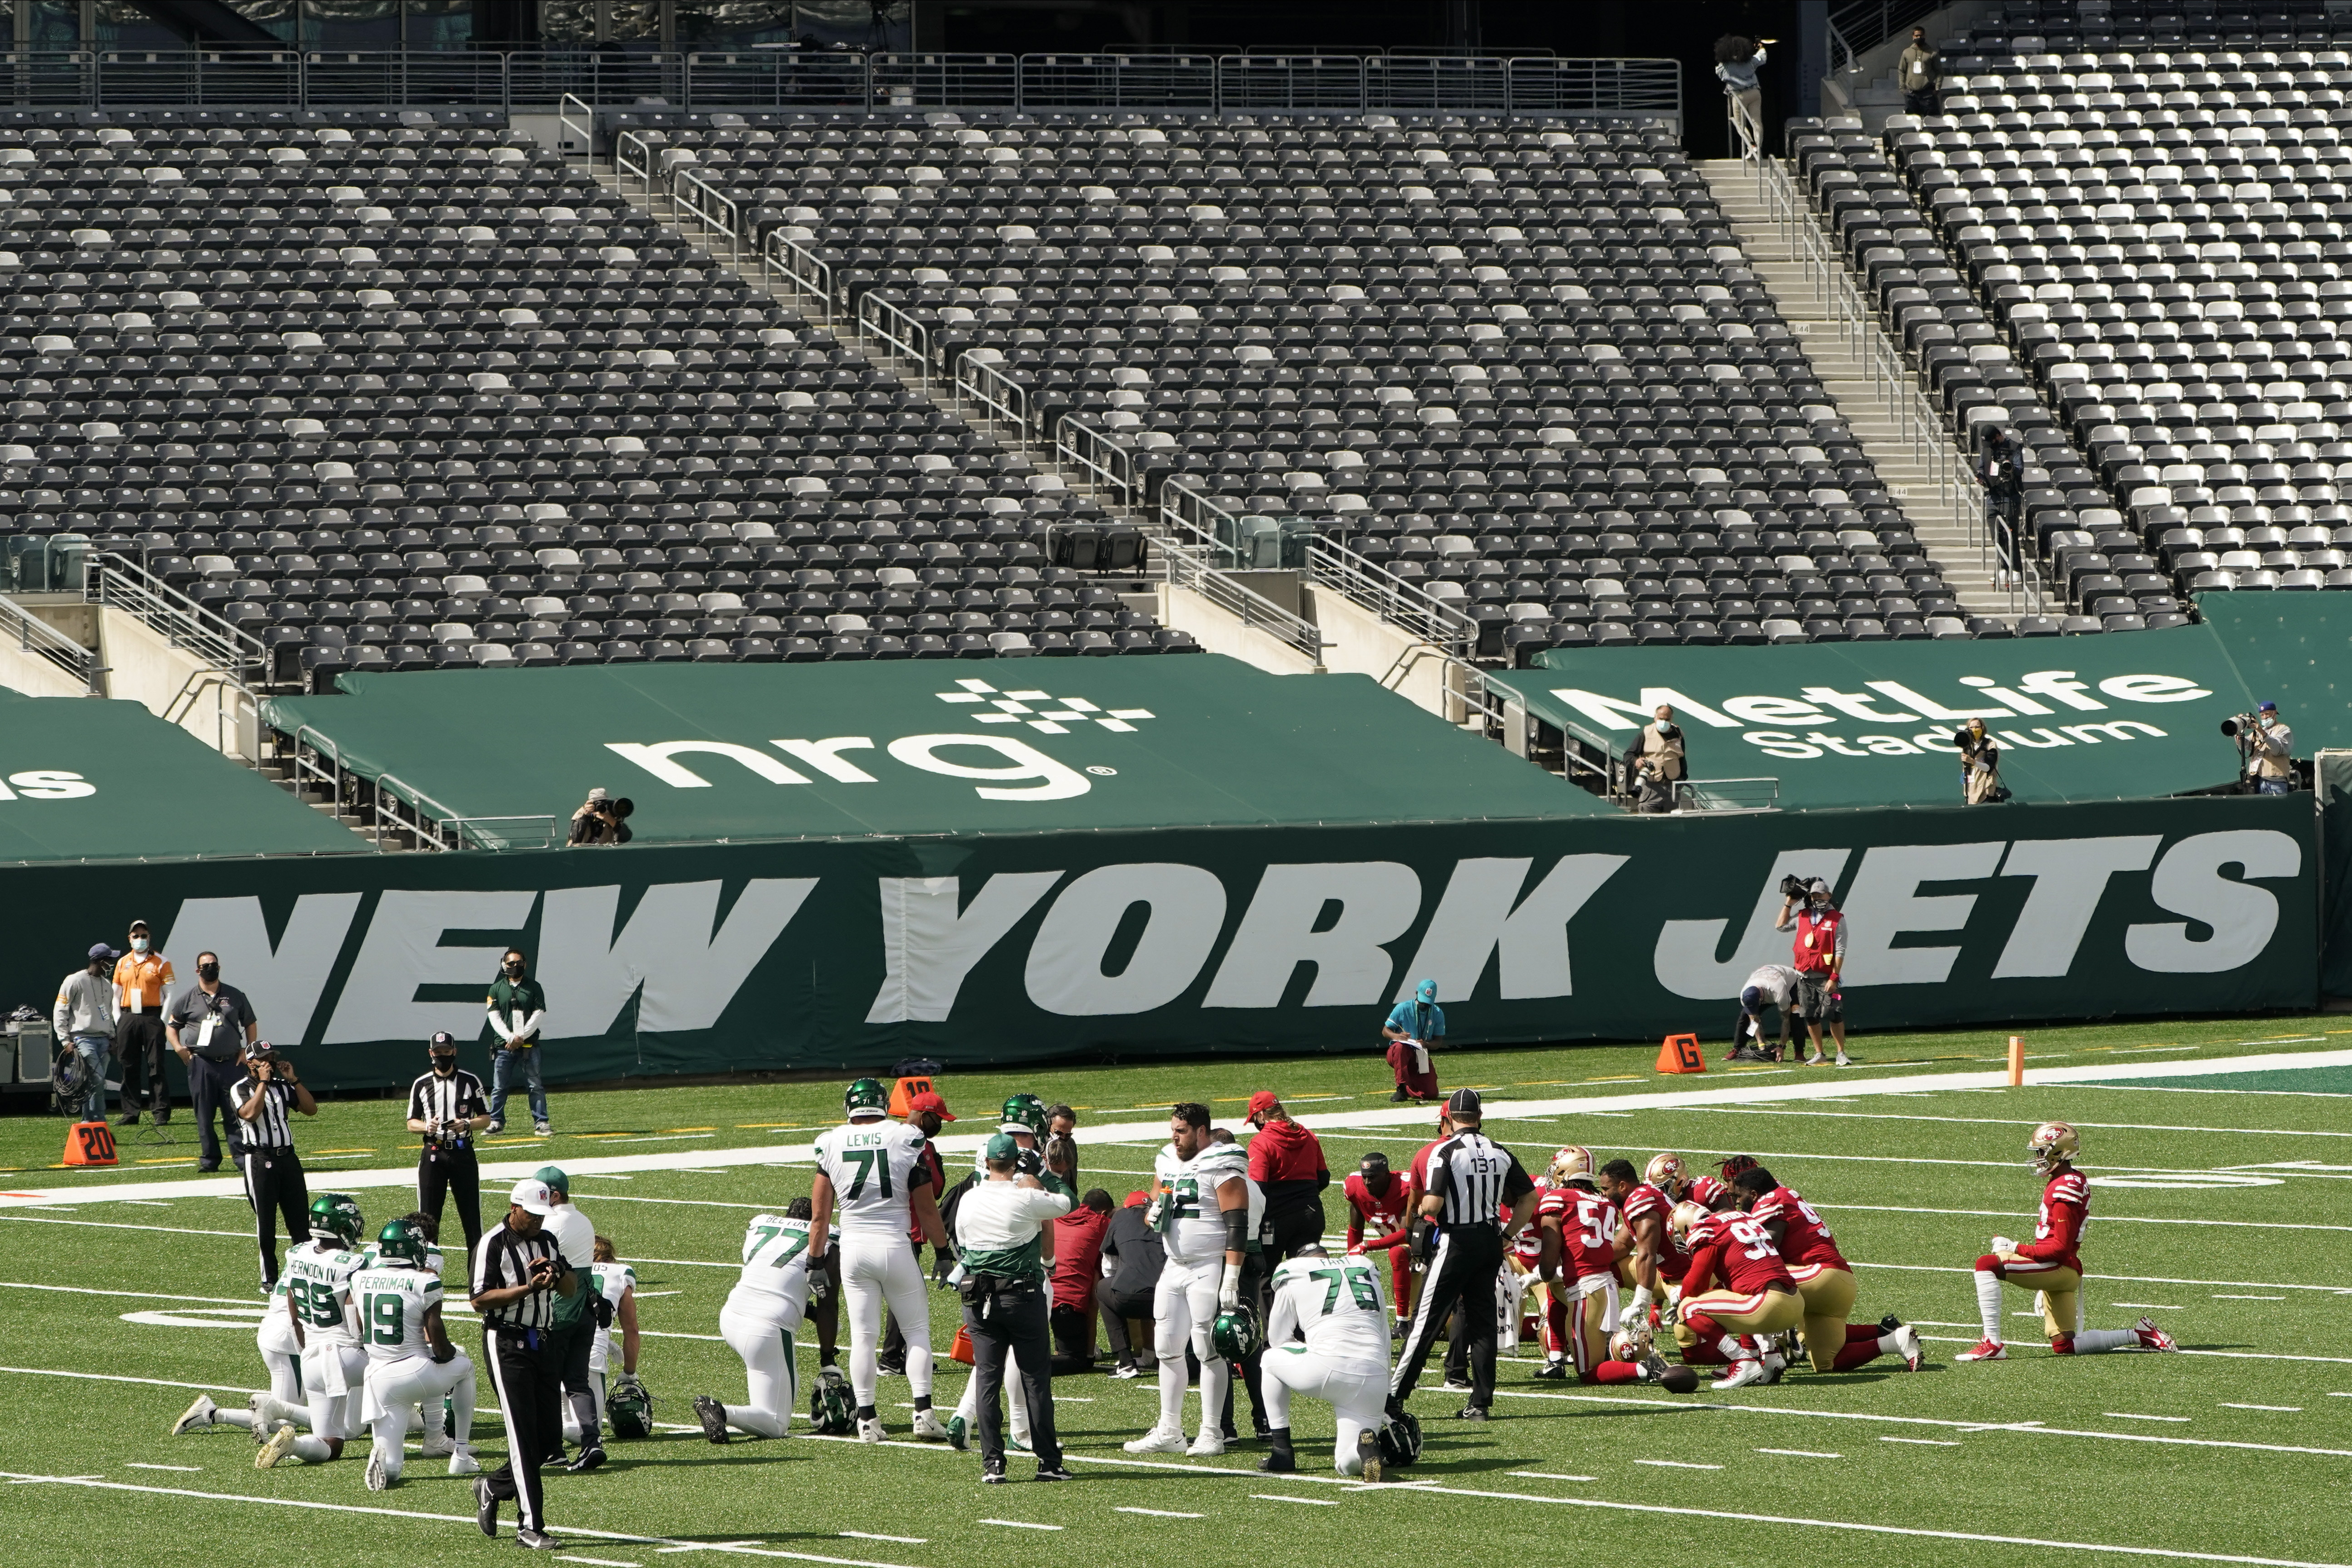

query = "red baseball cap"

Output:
[[908, 1090, 954, 1121], [1247, 1090, 1280, 1118], [1124, 1190, 1151, 1208]]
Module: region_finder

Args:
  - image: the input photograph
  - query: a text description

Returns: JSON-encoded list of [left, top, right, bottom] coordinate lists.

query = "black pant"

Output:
[[1904, 87, 1939, 115], [1047, 1301, 1093, 1374], [550, 1316, 598, 1457], [1391, 1224, 1503, 1412], [417, 1144, 483, 1254], [1265, 1205, 1323, 1264], [1097, 1279, 1154, 1364], [114, 1014, 169, 1117], [237, 1145, 311, 1288], [964, 1284, 1059, 1468], [483, 1325, 561, 1535], [188, 1055, 242, 1167]]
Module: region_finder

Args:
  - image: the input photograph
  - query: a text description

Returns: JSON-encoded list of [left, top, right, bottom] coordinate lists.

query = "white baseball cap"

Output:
[[508, 1178, 555, 1215]]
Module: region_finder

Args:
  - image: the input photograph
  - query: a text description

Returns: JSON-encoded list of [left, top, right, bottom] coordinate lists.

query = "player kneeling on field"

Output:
[[1258, 1244, 1393, 1478], [258, 1194, 372, 1470], [354, 1218, 481, 1489], [1530, 1147, 1676, 1388], [1725, 1161, 1921, 1374], [1667, 1190, 1804, 1391], [697, 1198, 825, 1442], [1956, 1123, 2178, 1363]]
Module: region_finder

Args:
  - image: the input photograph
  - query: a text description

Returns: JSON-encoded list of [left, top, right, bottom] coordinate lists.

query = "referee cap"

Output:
[[508, 1178, 555, 1215], [1444, 1087, 1482, 1120], [428, 1030, 458, 1054]]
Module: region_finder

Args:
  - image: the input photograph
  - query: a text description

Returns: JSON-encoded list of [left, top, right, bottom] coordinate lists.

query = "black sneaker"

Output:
[[475, 1476, 499, 1537], [1257, 1451, 1296, 1473], [1530, 1359, 1570, 1380], [1390, 1088, 1410, 1103], [1034, 1464, 1074, 1482], [566, 1446, 606, 1473], [876, 1357, 906, 1377], [693, 1394, 729, 1444], [116, 1112, 139, 1126], [515, 1529, 566, 1551], [1879, 1312, 1904, 1333], [1455, 1405, 1489, 1422], [981, 1464, 1008, 1485]]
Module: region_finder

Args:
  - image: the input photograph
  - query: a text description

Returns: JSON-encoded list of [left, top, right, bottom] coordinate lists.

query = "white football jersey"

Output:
[[352, 1264, 443, 1364], [1152, 1139, 1259, 1265], [726, 1214, 822, 1328], [814, 1117, 934, 1237], [1269, 1253, 1392, 1369], [588, 1262, 636, 1374], [283, 1240, 365, 1348]]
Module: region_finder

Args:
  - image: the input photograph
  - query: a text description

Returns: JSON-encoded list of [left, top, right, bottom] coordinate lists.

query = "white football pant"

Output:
[[1261, 1348, 1388, 1475], [363, 1354, 476, 1481], [718, 1308, 799, 1439], [284, 1342, 366, 1462], [841, 1236, 932, 1407], [561, 1370, 607, 1443], [952, 1344, 1031, 1443], [1153, 1257, 1227, 1440]]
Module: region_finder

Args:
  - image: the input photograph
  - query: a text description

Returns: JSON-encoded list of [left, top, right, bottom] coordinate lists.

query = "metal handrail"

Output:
[[1158, 535, 1326, 668], [763, 229, 837, 326], [859, 293, 932, 394], [614, 129, 657, 200], [162, 670, 258, 759], [1056, 416, 1143, 512], [671, 167, 742, 266], [446, 815, 560, 851], [1674, 776, 1783, 813], [956, 352, 1033, 452], [1726, 82, 1763, 162], [0, 592, 98, 692], [87, 552, 268, 685], [557, 91, 596, 164]]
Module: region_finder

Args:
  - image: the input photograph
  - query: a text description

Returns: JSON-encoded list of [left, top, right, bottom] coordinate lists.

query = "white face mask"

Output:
[[130, 937, 149, 953]]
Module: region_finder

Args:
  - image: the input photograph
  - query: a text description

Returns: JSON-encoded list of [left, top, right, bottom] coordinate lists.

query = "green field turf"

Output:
[[2, 1020, 2348, 1568]]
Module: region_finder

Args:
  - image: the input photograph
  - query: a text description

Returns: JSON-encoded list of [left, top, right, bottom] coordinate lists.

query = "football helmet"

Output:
[[1375, 1410, 1423, 1467], [1687, 1175, 1729, 1209], [373, 1218, 429, 1269], [1608, 1322, 1653, 1364], [606, 1374, 653, 1440], [999, 1093, 1047, 1137], [843, 1077, 890, 1117], [1549, 1145, 1595, 1186], [808, 1367, 855, 1435], [2029, 1121, 2080, 1175], [1211, 1304, 1260, 1363], [1643, 1152, 1689, 1196], [1665, 1200, 1710, 1245], [309, 1193, 365, 1249]]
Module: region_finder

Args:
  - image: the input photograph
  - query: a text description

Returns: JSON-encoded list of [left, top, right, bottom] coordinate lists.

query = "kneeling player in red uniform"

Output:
[[1344, 1151, 1412, 1332], [1956, 1122, 2178, 1362], [1598, 1154, 1689, 1334], [1530, 1148, 1674, 1387], [1729, 1164, 1919, 1373], [1670, 1185, 1804, 1390]]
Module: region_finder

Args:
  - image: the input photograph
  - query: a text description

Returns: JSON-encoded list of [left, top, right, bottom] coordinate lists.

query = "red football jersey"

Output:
[[2016, 1168, 2088, 1273], [1616, 1180, 1689, 1281], [1749, 1184, 1848, 1270], [1684, 1210, 1793, 1296], [1538, 1184, 1619, 1280], [1345, 1170, 1411, 1251]]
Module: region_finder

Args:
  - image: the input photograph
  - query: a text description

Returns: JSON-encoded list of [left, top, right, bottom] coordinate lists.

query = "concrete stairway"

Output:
[[1702, 158, 2018, 623]]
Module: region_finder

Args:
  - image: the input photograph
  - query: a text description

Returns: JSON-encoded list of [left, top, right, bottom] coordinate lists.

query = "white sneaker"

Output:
[[419, 1429, 457, 1458], [909, 1409, 948, 1442], [856, 1416, 885, 1444], [534, 1122, 553, 1137], [1123, 1428, 1188, 1454], [1759, 1351, 1787, 1385], [1186, 1430, 1226, 1458], [1896, 1324, 1923, 1371], [172, 1394, 218, 1435], [364, 1449, 389, 1492], [1835, 1053, 1853, 1067], [255, 1425, 299, 1469], [448, 1447, 481, 1477], [1710, 1358, 1769, 1391], [246, 1392, 279, 1441]]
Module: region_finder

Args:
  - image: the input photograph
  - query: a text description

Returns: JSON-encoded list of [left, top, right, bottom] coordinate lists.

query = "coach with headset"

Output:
[[408, 1031, 491, 1253]]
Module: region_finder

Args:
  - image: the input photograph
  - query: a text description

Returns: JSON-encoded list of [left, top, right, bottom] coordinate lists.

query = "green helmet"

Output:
[[807, 1366, 855, 1435], [309, 1193, 364, 1249], [1211, 1304, 1260, 1362], [606, 1375, 653, 1440], [999, 1093, 1047, 1136], [843, 1077, 890, 1117], [374, 1218, 429, 1268]]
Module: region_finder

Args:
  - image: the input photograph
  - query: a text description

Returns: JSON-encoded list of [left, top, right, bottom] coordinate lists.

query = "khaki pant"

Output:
[[1996, 1252, 2081, 1338], [1681, 1284, 1805, 1340], [1965, 765, 2003, 805], [1789, 1263, 1857, 1373]]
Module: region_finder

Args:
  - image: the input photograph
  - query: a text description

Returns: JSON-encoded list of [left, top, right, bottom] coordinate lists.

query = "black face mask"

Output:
[[198, 963, 220, 983], [503, 962, 524, 976], [432, 1057, 458, 1075]]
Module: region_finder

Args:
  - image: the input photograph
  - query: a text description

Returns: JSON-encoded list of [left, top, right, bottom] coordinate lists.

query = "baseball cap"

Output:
[[985, 1131, 1020, 1163], [428, 1030, 458, 1052], [2260, 700, 2278, 712], [1124, 1190, 1151, 1208], [508, 1178, 555, 1215], [1444, 1087, 1483, 1120], [87, 942, 117, 961], [1246, 1090, 1280, 1119], [127, 919, 149, 933], [1415, 978, 1437, 1002], [587, 786, 609, 801], [533, 1165, 569, 1196], [908, 1090, 955, 1121]]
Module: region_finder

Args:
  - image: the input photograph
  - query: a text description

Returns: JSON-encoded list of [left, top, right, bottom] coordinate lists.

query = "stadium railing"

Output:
[[0, 588, 100, 693]]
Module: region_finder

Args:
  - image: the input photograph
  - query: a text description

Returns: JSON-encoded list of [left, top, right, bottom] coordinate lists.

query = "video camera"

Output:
[[1779, 873, 1807, 899]]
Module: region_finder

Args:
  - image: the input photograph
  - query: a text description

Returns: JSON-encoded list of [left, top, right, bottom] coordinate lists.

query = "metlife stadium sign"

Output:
[[1500, 622, 2267, 810]]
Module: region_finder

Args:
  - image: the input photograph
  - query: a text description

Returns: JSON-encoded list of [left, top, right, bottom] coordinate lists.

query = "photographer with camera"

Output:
[[408, 1032, 491, 1254], [2225, 702, 2296, 795], [1774, 878, 1852, 1068], [1625, 702, 1686, 814], [1956, 717, 2007, 806], [567, 787, 635, 847], [954, 1130, 1074, 1483], [232, 1044, 319, 1290]]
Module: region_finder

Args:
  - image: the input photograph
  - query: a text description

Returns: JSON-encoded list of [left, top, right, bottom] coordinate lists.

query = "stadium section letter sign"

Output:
[[1503, 622, 2263, 810], [0, 794, 2313, 1090]]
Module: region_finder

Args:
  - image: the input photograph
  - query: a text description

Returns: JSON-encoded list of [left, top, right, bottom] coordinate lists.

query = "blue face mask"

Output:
[[130, 937, 149, 953]]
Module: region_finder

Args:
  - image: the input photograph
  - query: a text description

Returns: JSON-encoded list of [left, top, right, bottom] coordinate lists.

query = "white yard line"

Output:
[[1251, 1494, 1338, 1505], [1814, 1203, 2352, 1234], [1663, 1105, 2352, 1140], [1114, 1508, 1202, 1518], [976, 1520, 1062, 1530], [2222, 1404, 2300, 1412], [1755, 1449, 1842, 1459], [837, 1534, 925, 1545], [1634, 1458, 1723, 1469], [1855, 1261, 2352, 1296]]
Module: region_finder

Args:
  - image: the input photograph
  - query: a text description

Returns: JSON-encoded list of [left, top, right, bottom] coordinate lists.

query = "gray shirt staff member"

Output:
[[230, 1048, 318, 1289], [165, 953, 259, 1173], [954, 1131, 1074, 1483]]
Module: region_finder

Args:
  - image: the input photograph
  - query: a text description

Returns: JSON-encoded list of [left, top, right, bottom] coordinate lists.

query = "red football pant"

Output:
[[1830, 1323, 1885, 1371], [1387, 1040, 1439, 1099]]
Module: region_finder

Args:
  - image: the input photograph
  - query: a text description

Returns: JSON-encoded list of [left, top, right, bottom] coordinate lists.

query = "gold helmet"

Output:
[[1644, 1152, 1689, 1196], [1665, 1200, 1710, 1245], [1550, 1145, 1596, 1186], [2028, 1121, 2080, 1175], [1608, 1322, 1653, 1364]]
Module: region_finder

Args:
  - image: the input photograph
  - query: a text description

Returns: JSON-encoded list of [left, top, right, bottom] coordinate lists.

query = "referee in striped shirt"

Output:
[[409, 1031, 491, 1252], [1388, 1089, 1535, 1423], [473, 1177, 578, 1551], [230, 1047, 317, 1290]]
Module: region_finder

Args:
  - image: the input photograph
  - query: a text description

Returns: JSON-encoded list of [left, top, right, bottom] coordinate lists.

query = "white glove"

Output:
[[1145, 1195, 1164, 1228], [1629, 1284, 1654, 1319], [1219, 1259, 1242, 1313], [1989, 1235, 2016, 1256]]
